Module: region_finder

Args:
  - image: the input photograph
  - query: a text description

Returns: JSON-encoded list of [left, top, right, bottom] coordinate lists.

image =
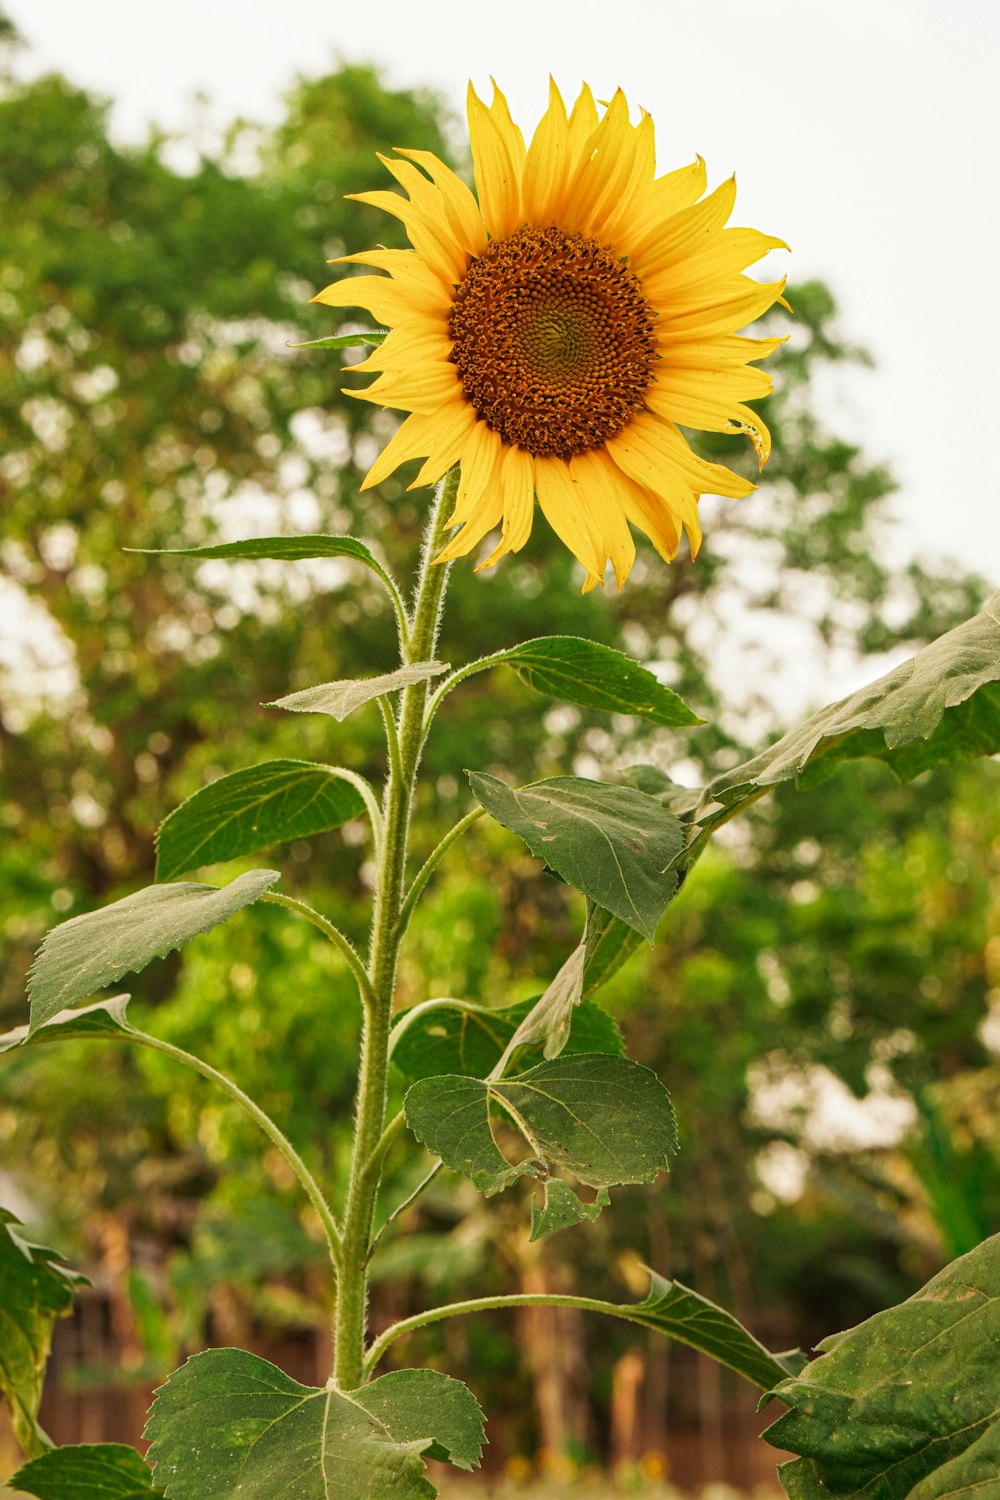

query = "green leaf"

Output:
[[467, 773, 685, 942], [500, 942, 585, 1062], [0, 1212, 89, 1458], [130, 533, 400, 601], [155, 760, 366, 881], [0, 995, 134, 1055], [144, 1350, 484, 1498], [488, 636, 701, 727], [288, 328, 388, 349], [390, 996, 623, 1083], [269, 662, 449, 722], [404, 1053, 677, 1197], [530, 1181, 609, 1242], [27, 870, 279, 1033], [762, 1233, 1000, 1498], [626, 1270, 807, 1391], [698, 592, 1000, 838], [8, 1443, 164, 1498], [582, 902, 646, 997]]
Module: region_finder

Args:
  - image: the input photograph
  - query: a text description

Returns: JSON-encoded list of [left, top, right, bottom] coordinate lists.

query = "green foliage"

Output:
[[763, 1234, 1000, 1498], [8, 1444, 163, 1499], [26, 871, 279, 1031], [467, 775, 684, 941], [390, 995, 622, 1082], [141, 535, 403, 608], [155, 760, 367, 880], [0, 994, 134, 1053], [404, 1054, 677, 1198], [0, 1213, 88, 1457], [144, 1353, 484, 1498]]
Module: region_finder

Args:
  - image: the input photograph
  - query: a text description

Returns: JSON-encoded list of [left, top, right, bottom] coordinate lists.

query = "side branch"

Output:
[[261, 891, 374, 1008]]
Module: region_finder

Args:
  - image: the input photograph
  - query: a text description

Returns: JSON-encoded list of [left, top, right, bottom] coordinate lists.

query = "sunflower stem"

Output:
[[332, 468, 457, 1390]]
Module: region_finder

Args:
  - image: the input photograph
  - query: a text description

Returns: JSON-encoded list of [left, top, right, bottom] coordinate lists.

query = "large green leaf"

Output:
[[404, 1053, 677, 1197], [390, 995, 622, 1083], [27, 870, 279, 1033], [8, 1443, 163, 1498], [145, 1350, 484, 1499], [762, 1233, 1000, 1498], [697, 591, 1000, 838], [155, 760, 366, 880], [0, 1213, 88, 1458], [467, 773, 685, 941], [582, 901, 647, 997], [269, 662, 449, 721], [133, 533, 400, 600], [485, 636, 701, 727], [0, 996, 134, 1055]]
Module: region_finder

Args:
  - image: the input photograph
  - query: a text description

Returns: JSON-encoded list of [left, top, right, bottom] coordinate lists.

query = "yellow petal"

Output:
[[596, 108, 657, 244], [663, 333, 788, 370], [569, 449, 636, 588], [566, 83, 600, 169], [396, 147, 488, 257], [656, 275, 788, 339], [559, 90, 639, 235], [643, 230, 789, 300], [615, 155, 707, 255], [348, 360, 461, 415], [629, 176, 737, 279], [352, 318, 453, 374], [362, 412, 437, 490], [481, 444, 536, 567], [522, 78, 571, 225], [312, 272, 445, 325], [447, 419, 503, 527], [348, 183, 463, 289], [467, 81, 525, 239], [408, 402, 479, 489]]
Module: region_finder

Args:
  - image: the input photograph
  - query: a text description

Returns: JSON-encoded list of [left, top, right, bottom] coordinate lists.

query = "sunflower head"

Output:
[[314, 80, 788, 591]]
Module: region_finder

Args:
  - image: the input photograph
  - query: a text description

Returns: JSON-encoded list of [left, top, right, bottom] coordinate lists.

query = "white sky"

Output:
[[6, 0, 1000, 584]]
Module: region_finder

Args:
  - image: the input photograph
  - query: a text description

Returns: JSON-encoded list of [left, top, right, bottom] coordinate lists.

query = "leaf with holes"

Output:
[[0, 1213, 89, 1458], [762, 1232, 1000, 1498], [390, 996, 622, 1083], [155, 760, 366, 880], [530, 1180, 610, 1242], [486, 636, 701, 727], [8, 1443, 164, 1499], [144, 1349, 484, 1499], [270, 661, 449, 722], [27, 870, 279, 1033], [404, 1053, 676, 1197], [467, 773, 685, 941]]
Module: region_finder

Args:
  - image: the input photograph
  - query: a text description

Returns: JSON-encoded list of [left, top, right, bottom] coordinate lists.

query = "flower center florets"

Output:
[[448, 225, 656, 459]]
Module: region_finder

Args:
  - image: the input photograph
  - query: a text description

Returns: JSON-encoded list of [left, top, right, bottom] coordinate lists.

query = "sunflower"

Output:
[[314, 81, 788, 590]]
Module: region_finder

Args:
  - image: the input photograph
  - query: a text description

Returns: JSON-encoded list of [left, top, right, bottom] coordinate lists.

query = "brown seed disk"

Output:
[[448, 225, 656, 459]]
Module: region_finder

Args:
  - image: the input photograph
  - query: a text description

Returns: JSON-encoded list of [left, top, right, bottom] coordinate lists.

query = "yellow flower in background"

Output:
[[315, 80, 788, 590]]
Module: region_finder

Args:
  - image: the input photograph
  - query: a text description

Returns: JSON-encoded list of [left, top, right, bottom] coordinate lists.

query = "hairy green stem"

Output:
[[363, 1291, 647, 1378], [333, 469, 458, 1389], [116, 1026, 342, 1272], [261, 891, 374, 1008]]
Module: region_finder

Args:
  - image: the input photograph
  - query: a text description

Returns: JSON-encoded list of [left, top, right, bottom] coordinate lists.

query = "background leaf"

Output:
[[8, 1443, 164, 1498], [269, 661, 449, 721], [698, 591, 1000, 839], [762, 1233, 1000, 1498], [405, 1054, 677, 1197], [391, 997, 623, 1083], [487, 636, 701, 727], [0, 1212, 88, 1458], [467, 773, 685, 941], [144, 1349, 484, 1499], [155, 760, 366, 880], [27, 870, 279, 1032]]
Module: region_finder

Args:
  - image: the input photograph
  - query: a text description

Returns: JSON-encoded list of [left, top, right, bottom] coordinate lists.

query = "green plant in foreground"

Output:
[[3, 79, 1000, 1500]]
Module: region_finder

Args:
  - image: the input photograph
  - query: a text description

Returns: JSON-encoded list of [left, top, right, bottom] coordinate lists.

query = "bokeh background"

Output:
[[1, 2, 998, 1493]]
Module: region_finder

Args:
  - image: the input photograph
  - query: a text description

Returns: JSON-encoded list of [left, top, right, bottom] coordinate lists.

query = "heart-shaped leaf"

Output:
[[467, 773, 685, 941], [762, 1233, 1000, 1499], [8, 1443, 163, 1498], [145, 1350, 484, 1499], [404, 1053, 677, 1196], [484, 636, 701, 727], [0, 1214, 88, 1458], [270, 662, 449, 722], [27, 870, 279, 1032], [156, 761, 366, 880]]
